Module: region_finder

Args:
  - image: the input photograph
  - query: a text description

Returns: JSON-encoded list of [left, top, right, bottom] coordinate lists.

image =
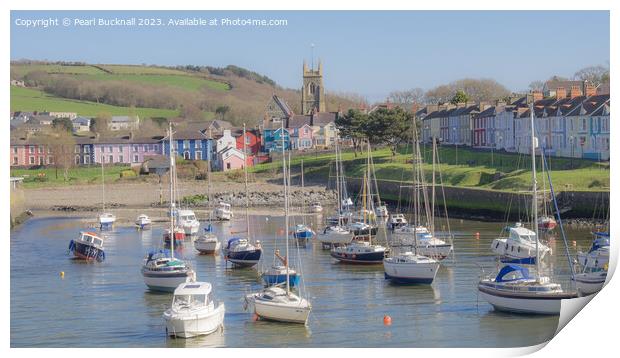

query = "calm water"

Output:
[[10, 211, 597, 348]]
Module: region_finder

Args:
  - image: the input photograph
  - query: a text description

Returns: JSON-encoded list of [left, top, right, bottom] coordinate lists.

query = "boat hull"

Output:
[[573, 273, 607, 296], [330, 250, 385, 264], [383, 260, 439, 284], [71, 241, 105, 262], [224, 249, 262, 267], [477, 285, 575, 315], [246, 297, 311, 324], [164, 303, 225, 338], [195, 240, 221, 255], [142, 271, 195, 292]]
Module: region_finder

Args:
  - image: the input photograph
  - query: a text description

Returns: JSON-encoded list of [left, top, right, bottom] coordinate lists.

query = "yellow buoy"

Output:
[[60, 271, 65, 278]]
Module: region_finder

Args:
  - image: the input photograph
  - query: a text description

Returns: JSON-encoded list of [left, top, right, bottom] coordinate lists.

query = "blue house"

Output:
[[163, 129, 214, 162], [262, 126, 290, 152]]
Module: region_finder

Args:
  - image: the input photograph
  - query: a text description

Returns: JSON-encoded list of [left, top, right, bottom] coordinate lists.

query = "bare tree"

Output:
[[574, 65, 610, 86], [388, 88, 426, 106], [46, 129, 76, 181], [528, 80, 544, 91]]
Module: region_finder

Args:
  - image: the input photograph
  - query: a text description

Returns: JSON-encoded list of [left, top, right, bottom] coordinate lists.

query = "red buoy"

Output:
[[383, 315, 392, 326]]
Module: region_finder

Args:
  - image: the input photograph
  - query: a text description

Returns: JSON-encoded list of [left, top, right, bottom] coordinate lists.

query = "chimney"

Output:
[[556, 87, 567, 100], [570, 85, 582, 98], [532, 90, 543, 102], [585, 82, 596, 97]]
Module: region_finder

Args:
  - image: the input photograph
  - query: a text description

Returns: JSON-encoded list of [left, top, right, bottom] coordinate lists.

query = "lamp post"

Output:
[[452, 126, 458, 166], [497, 135, 503, 169]]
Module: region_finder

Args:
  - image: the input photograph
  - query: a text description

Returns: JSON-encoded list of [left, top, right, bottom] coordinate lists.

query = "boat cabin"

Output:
[[509, 224, 537, 244], [78, 231, 104, 248], [172, 282, 213, 308]]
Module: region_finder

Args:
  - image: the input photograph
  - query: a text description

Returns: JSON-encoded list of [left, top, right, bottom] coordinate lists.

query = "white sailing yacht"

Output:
[[318, 132, 353, 249], [477, 102, 577, 314], [98, 152, 116, 229], [245, 130, 311, 324], [142, 122, 196, 292], [223, 124, 262, 267], [195, 129, 221, 255], [384, 128, 442, 284]]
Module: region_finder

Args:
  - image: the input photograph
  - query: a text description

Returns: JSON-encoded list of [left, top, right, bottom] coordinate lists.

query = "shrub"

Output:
[[120, 169, 137, 178]]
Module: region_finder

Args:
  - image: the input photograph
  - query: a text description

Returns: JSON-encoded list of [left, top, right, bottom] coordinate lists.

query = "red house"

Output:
[[234, 128, 261, 155]]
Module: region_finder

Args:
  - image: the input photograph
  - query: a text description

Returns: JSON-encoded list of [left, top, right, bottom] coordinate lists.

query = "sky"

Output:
[[10, 10, 610, 102]]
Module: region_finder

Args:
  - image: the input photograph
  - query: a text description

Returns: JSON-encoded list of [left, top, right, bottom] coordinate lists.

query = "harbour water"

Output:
[[10, 211, 597, 348]]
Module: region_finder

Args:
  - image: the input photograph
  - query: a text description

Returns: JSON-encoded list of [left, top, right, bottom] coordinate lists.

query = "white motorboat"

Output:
[[491, 223, 551, 264], [177, 209, 200, 236], [244, 286, 311, 324], [577, 232, 610, 268], [99, 213, 116, 228], [384, 252, 440, 284], [392, 225, 453, 260], [375, 205, 389, 218], [573, 266, 607, 296], [194, 226, 221, 255], [163, 282, 225, 338], [317, 225, 353, 249], [388, 213, 408, 230], [214, 202, 233, 221], [135, 214, 151, 229], [310, 202, 323, 213]]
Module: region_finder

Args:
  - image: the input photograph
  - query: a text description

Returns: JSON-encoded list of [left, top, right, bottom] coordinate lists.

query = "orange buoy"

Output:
[[572, 240, 577, 246], [252, 313, 259, 321], [383, 315, 392, 326], [475, 232, 480, 239]]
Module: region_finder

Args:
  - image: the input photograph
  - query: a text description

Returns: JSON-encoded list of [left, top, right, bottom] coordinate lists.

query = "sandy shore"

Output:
[[22, 179, 333, 211]]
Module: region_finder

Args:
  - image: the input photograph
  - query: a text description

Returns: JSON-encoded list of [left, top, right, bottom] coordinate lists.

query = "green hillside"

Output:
[[10, 85, 180, 118]]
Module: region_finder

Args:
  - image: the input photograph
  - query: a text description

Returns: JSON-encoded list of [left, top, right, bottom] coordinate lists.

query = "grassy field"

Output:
[[10, 86, 180, 118], [251, 146, 609, 192], [10, 165, 132, 188], [12, 64, 107, 76], [73, 73, 230, 92], [98, 64, 189, 75]]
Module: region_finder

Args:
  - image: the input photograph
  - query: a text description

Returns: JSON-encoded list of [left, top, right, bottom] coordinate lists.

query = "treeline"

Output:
[[336, 107, 414, 157], [175, 64, 276, 86]]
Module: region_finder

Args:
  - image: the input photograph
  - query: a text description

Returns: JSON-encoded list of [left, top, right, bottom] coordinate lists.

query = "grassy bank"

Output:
[[10, 165, 133, 188], [251, 146, 609, 192]]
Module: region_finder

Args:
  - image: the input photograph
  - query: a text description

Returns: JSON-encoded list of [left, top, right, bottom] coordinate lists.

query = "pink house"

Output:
[[92, 135, 162, 165], [218, 147, 248, 171], [288, 115, 314, 150]]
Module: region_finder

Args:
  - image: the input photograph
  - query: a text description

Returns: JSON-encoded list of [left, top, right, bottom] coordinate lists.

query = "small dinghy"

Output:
[[68, 231, 106, 262], [135, 214, 151, 230]]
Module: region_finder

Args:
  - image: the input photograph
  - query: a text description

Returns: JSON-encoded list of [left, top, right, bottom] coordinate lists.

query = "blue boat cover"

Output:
[[205, 224, 213, 233], [495, 264, 530, 282], [227, 237, 241, 249]]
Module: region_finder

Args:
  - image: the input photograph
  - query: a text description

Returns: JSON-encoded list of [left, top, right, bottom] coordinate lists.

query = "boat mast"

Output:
[[301, 159, 305, 224], [281, 122, 290, 296], [101, 150, 105, 213], [411, 120, 418, 255], [431, 137, 436, 234], [529, 102, 540, 280], [207, 128, 213, 222], [334, 131, 342, 226], [168, 122, 175, 259], [243, 124, 251, 243]]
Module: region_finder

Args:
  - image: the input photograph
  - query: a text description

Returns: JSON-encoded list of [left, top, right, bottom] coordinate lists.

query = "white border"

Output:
[[2, 1, 616, 358]]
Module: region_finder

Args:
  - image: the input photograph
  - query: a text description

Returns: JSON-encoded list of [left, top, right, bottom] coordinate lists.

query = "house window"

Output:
[[12, 147, 17, 154], [84, 146, 90, 153], [580, 118, 587, 131], [118, 146, 123, 152], [602, 118, 609, 132], [109, 155, 113, 163], [12, 157, 18, 165], [38, 146, 44, 154], [196, 151, 202, 160], [133, 154, 139, 163], [74, 145, 80, 153], [75, 155, 81, 165], [184, 140, 190, 149], [133, 145, 139, 152], [227, 162, 231, 170], [48, 156, 55, 165], [154, 144, 159, 152], [118, 155, 124, 163], [184, 151, 190, 160], [29, 156, 35, 165], [84, 156, 90, 164], [39, 157, 44, 165], [195, 141, 201, 149]]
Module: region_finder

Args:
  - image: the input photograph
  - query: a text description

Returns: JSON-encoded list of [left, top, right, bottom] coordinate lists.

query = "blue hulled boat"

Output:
[[68, 231, 106, 262], [224, 238, 262, 267]]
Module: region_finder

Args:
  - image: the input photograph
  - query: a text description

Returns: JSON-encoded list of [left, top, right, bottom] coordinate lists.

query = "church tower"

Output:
[[301, 59, 326, 115]]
